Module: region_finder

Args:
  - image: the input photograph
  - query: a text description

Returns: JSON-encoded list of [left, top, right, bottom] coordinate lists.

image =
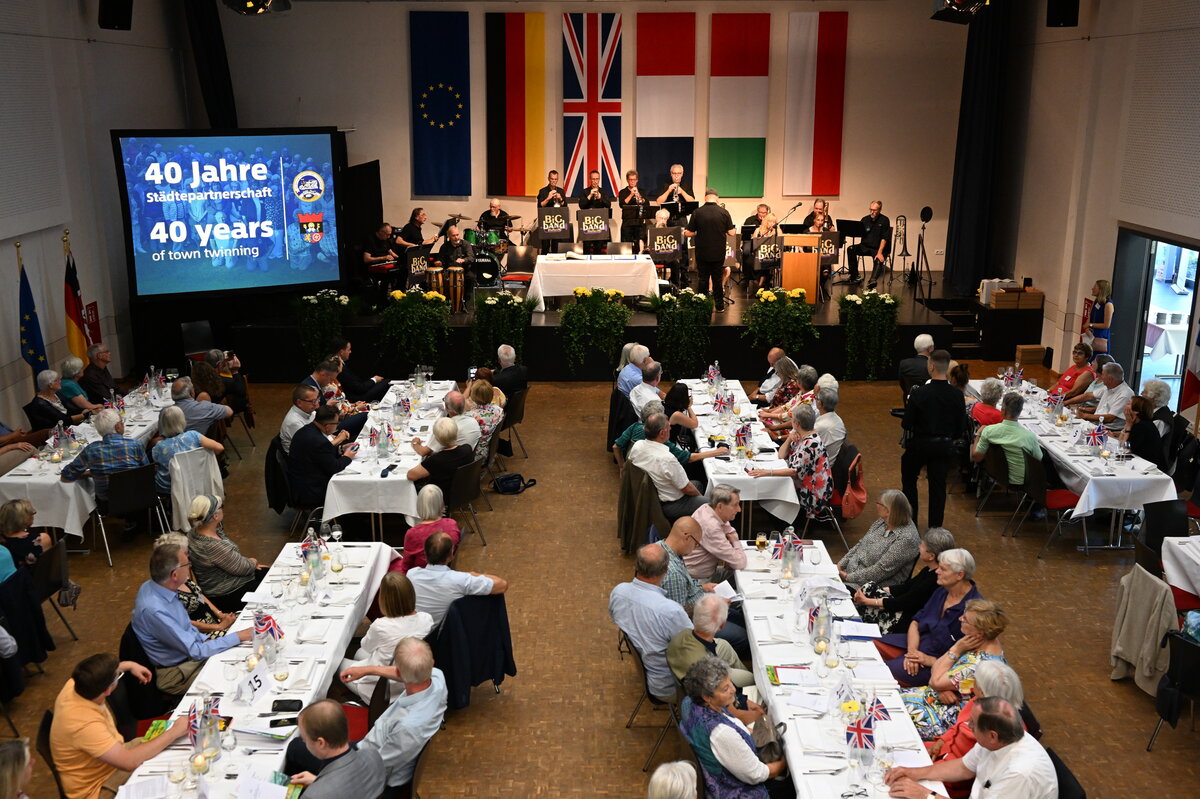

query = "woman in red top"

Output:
[[1049, 342, 1094, 397], [970, 379, 1004, 427], [399, 484, 461, 572]]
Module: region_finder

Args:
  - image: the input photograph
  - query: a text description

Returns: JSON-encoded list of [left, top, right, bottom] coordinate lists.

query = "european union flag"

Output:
[[410, 11, 471, 196], [18, 265, 48, 377]]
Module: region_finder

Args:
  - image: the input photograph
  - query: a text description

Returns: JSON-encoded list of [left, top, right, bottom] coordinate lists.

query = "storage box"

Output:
[[991, 291, 1022, 309], [1015, 345, 1045, 365], [1018, 289, 1045, 309]]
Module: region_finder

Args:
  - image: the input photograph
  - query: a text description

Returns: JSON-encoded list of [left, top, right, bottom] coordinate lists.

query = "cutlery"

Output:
[[804, 766, 847, 775], [242, 747, 285, 755]]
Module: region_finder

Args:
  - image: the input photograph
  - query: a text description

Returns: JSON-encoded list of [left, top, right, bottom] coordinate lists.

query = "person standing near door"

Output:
[[1086, 279, 1115, 357]]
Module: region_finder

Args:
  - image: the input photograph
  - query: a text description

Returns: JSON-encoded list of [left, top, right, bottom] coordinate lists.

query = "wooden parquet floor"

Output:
[[6, 369, 1199, 797]]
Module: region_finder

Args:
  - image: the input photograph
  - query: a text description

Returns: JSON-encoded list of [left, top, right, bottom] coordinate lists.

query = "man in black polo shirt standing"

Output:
[[686, 189, 735, 313], [900, 349, 966, 528]]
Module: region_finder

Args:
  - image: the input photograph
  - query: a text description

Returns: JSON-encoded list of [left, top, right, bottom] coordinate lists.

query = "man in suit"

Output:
[[287, 406, 359, 507], [492, 344, 528, 397], [302, 358, 368, 440], [685, 189, 736, 312], [330, 338, 389, 403], [898, 334, 936, 398], [286, 700, 386, 799]]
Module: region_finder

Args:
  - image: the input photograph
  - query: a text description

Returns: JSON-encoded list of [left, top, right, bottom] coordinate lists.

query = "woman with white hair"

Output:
[[57, 357, 103, 413], [406, 417, 474, 497], [971, 379, 1004, 427], [27, 370, 88, 430], [647, 761, 698, 799], [186, 494, 266, 612], [837, 489, 920, 589], [399, 485, 461, 573], [150, 406, 224, 493], [854, 527, 958, 635]]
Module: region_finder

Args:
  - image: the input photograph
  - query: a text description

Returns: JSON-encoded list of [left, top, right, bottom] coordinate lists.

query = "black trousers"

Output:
[[697, 258, 724, 308], [901, 438, 957, 528], [846, 243, 883, 280], [621, 225, 645, 253], [345, 380, 391, 404]]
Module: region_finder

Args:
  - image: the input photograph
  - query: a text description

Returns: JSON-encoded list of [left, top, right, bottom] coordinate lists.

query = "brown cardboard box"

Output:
[[1016, 345, 1045, 365], [991, 291, 1021, 308], [1018, 289, 1045, 309]]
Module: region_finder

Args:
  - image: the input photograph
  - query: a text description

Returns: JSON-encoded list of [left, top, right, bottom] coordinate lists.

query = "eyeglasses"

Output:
[[174, 561, 191, 572], [111, 670, 125, 686], [841, 790, 868, 798]]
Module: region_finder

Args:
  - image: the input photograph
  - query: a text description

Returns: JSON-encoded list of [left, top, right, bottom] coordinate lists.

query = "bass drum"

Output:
[[472, 251, 503, 288]]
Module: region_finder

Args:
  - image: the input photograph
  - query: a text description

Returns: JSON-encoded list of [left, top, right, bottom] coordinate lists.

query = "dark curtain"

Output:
[[183, 0, 239, 129], [943, 3, 1011, 297]]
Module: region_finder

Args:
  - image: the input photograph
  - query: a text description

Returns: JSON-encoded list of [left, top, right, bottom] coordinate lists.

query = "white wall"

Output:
[[220, 0, 965, 264], [0, 0, 190, 427]]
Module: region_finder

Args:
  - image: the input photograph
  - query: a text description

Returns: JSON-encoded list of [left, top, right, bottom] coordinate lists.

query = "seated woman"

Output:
[[748, 405, 831, 521], [150, 406, 225, 494], [948, 363, 981, 403], [1120, 396, 1165, 469], [470, 367, 507, 408], [399, 485, 461, 573], [854, 527, 957, 636], [663, 382, 699, 449], [679, 656, 793, 799], [749, 213, 780, 291], [1049, 343, 1094, 397], [971, 379, 1004, 428], [902, 598, 1008, 740], [760, 357, 802, 413], [340, 572, 435, 702], [873, 548, 981, 687], [154, 532, 235, 639], [806, 210, 833, 234], [1062, 353, 1114, 412], [27, 370, 88, 430], [407, 417, 474, 498], [837, 490, 920, 590], [190, 359, 225, 404], [0, 499, 51, 568], [57, 357, 103, 414], [186, 494, 266, 612], [465, 379, 504, 457]]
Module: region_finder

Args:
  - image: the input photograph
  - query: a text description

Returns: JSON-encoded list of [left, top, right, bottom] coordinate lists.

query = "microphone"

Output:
[[791, 200, 804, 211]]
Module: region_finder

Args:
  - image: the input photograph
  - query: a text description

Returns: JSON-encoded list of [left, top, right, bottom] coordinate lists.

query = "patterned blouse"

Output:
[[838, 518, 921, 588], [175, 578, 227, 640], [786, 432, 832, 519], [468, 402, 505, 457], [767, 379, 801, 411], [902, 650, 1006, 740]]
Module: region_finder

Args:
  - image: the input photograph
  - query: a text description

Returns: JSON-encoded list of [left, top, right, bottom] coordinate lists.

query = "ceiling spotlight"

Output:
[[930, 0, 987, 24], [222, 0, 292, 15]]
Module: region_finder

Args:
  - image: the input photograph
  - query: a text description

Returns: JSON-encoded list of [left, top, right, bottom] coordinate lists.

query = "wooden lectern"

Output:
[[780, 234, 820, 301]]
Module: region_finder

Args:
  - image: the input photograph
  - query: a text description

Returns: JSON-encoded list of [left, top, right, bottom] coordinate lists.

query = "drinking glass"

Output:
[[807, 546, 821, 566], [329, 550, 345, 575], [222, 662, 238, 684], [167, 761, 187, 790], [331, 523, 343, 544], [755, 533, 768, 563]]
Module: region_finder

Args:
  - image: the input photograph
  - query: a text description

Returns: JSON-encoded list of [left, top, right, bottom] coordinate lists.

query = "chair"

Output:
[[0, 698, 15, 736], [118, 623, 169, 720], [1147, 629, 1200, 750], [617, 463, 670, 554], [1140, 499, 1187, 555], [480, 427, 503, 510], [433, 594, 517, 711], [498, 386, 529, 459], [37, 710, 69, 799], [620, 631, 681, 772], [408, 737, 435, 799], [447, 457, 488, 546], [607, 387, 638, 453], [94, 464, 167, 566], [500, 245, 537, 289], [1004, 451, 1073, 536], [674, 725, 708, 799], [1045, 747, 1087, 799], [31, 539, 78, 640], [800, 499, 850, 552], [266, 435, 319, 535], [343, 669, 392, 742], [975, 446, 1023, 517], [168, 447, 223, 531], [180, 320, 215, 361]]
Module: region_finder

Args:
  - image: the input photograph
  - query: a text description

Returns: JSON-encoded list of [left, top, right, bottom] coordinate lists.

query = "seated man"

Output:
[[287, 406, 360, 507], [627, 414, 705, 521], [433, 224, 474, 270], [79, 343, 117, 404], [280, 384, 337, 455], [617, 344, 652, 398], [131, 539, 252, 694], [171, 377, 233, 435], [685, 485, 746, 582], [629, 361, 666, 414], [330, 337, 390, 404], [60, 408, 148, 506], [412, 391, 480, 455], [301, 358, 369, 440], [971, 392, 1042, 486], [51, 653, 190, 799], [406, 532, 508, 626], [813, 387, 847, 464], [612, 400, 730, 476], [1076, 361, 1135, 432], [668, 595, 754, 688], [608, 544, 693, 702], [492, 344, 528, 396], [746, 347, 785, 406], [284, 700, 385, 799], [658, 517, 748, 656]]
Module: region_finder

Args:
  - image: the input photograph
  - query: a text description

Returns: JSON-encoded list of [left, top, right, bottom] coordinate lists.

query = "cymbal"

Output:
[[505, 215, 522, 221], [446, 213, 469, 220]]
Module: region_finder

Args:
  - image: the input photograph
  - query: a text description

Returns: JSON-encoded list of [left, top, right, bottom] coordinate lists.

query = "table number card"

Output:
[[235, 660, 271, 704]]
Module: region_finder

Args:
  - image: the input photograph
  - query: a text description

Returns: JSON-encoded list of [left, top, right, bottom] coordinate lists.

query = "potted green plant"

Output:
[[559, 286, 633, 373]]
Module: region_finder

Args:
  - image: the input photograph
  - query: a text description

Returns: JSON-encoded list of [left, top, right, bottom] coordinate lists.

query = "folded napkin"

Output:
[[708, 461, 744, 475], [767, 616, 792, 642], [295, 620, 331, 644], [874, 720, 922, 750], [284, 659, 315, 691], [848, 661, 895, 684], [797, 724, 845, 753], [787, 692, 828, 713]]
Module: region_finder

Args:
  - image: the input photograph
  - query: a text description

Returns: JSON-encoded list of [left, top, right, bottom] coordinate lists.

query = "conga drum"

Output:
[[446, 266, 465, 313], [425, 266, 445, 295]]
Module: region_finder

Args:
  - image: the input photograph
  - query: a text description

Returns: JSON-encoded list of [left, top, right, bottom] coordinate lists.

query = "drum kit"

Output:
[[433, 213, 534, 312]]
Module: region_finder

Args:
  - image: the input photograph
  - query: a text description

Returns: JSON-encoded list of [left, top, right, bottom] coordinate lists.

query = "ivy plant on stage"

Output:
[[471, 290, 537, 366], [648, 288, 715, 379], [380, 288, 450, 369], [295, 288, 352, 368], [741, 287, 819, 355], [559, 287, 633, 374], [838, 289, 900, 380]]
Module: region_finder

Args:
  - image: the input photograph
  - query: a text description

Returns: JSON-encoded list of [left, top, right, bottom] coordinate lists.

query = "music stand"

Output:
[[834, 218, 865, 283]]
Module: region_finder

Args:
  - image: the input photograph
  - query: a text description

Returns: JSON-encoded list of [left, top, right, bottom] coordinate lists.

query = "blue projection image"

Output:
[[115, 131, 340, 297]]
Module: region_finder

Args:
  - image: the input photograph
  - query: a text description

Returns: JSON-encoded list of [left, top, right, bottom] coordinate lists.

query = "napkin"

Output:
[[787, 692, 828, 713], [296, 620, 331, 644], [874, 720, 922, 750], [848, 661, 895, 684], [283, 659, 315, 691], [797, 724, 844, 752], [709, 461, 744, 475], [766, 616, 792, 642]]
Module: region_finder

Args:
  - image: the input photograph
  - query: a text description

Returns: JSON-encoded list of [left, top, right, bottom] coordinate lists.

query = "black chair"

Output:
[[1147, 629, 1200, 750], [267, 435, 319, 536], [619, 631, 680, 772], [446, 457, 487, 546], [407, 736, 435, 799], [118, 623, 168, 720], [38, 709, 69, 799], [1140, 499, 1188, 552], [31, 538, 78, 640], [975, 445, 1022, 517], [1046, 747, 1087, 799], [97, 464, 168, 566], [1006, 451, 1081, 539], [480, 427, 503, 511], [180, 320, 214, 361], [607, 388, 638, 453], [498, 387, 529, 459]]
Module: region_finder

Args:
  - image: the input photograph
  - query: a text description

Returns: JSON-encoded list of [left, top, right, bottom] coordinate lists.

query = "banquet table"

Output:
[[526, 253, 658, 312], [321, 380, 455, 530], [1145, 318, 1189, 374], [679, 378, 802, 526], [119, 541, 394, 799], [1162, 536, 1200, 609], [734, 540, 946, 798]]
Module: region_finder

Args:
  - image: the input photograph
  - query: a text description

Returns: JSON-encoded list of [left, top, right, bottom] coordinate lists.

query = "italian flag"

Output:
[[707, 13, 771, 198], [783, 11, 848, 197]]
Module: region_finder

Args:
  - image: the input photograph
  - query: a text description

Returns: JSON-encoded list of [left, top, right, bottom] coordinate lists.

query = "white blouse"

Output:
[[340, 612, 435, 702], [709, 714, 770, 785]]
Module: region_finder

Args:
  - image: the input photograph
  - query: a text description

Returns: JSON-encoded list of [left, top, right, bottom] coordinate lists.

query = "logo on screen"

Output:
[[297, 212, 325, 243], [292, 171, 325, 202]]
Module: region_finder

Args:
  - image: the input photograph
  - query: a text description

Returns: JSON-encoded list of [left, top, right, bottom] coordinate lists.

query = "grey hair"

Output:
[[497, 344, 516, 367], [709, 484, 740, 508], [647, 761, 697, 799], [432, 417, 458, 448], [922, 527, 957, 557], [60, 356, 84, 380], [774, 356, 800, 382], [444, 391, 466, 416], [205, 349, 224, 368], [974, 659, 1024, 708], [393, 637, 434, 683], [617, 342, 638, 370], [158, 405, 186, 438], [797, 365, 819, 390], [154, 531, 188, 550], [640, 399, 665, 422], [1001, 392, 1024, 419], [938, 548, 976, 580], [170, 377, 194, 401], [36, 370, 60, 392], [914, 333, 934, 353], [974, 696, 1025, 745], [692, 595, 729, 636], [642, 361, 663, 383], [1102, 361, 1124, 380], [86, 343, 107, 360], [416, 484, 444, 522], [816, 387, 839, 412], [980, 378, 1004, 406], [643, 413, 669, 440], [817, 373, 839, 392], [629, 344, 650, 365], [791, 403, 817, 431], [1142, 379, 1171, 409], [150, 540, 185, 583], [93, 408, 122, 436], [682, 656, 731, 703]]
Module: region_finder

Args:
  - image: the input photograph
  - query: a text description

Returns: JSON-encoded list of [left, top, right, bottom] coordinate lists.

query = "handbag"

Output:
[[752, 710, 786, 763], [492, 474, 536, 494], [57, 578, 82, 608]]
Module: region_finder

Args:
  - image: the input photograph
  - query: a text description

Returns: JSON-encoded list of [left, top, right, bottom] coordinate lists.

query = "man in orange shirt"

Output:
[[51, 653, 189, 799]]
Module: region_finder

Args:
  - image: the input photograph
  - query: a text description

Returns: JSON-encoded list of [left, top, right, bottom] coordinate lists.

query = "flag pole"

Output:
[[14, 240, 21, 270], [62, 228, 71, 257]]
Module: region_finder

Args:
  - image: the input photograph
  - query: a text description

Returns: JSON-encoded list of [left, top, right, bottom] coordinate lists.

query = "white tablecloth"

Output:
[[122, 542, 394, 796], [527, 254, 658, 311], [1146, 321, 1189, 360], [322, 381, 455, 524], [735, 540, 945, 798], [1162, 537, 1200, 598]]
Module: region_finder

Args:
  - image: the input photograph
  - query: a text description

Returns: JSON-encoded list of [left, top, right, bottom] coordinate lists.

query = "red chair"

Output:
[[343, 671, 391, 742]]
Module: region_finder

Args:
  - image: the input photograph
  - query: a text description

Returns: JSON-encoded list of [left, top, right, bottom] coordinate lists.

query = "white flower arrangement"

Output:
[[660, 293, 675, 302], [845, 294, 863, 304], [485, 296, 498, 305]]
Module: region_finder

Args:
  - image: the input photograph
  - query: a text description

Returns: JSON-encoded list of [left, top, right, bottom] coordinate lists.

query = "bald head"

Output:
[[666, 516, 702, 555], [444, 390, 466, 416], [767, 348, 785, 366]]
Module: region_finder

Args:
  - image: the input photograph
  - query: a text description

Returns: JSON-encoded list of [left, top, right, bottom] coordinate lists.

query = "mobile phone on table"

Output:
[[272, 699, 302, 713], [269, 717, 299, 728]]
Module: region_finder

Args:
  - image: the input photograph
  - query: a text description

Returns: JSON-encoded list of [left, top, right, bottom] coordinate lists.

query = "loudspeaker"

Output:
[[99, 0, 133, 30], [1046, 0, 1078, 27]]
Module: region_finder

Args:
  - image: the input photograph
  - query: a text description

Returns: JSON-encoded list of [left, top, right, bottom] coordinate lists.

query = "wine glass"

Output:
[[330, 550, 345, 575], [270, 651, 290, 692], [222, 662, 239, 684], [167, 760, 187, 796], [754, 533, 768, 563], [838, 638, 854, 671], [331, 523, 343, 545], [319, 523, 331, 546], [807, 546, 822, 566]]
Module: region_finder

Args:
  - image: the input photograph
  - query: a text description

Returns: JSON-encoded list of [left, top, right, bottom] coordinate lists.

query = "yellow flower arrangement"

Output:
[[605, 288, 625, 301], [573, 286, 589, 297], [787, 287, 806, 300], [839, 700, 862, 715], [761, 291, 777, 303], [389, 290, 405, 301], [423, 291, 447, 302]]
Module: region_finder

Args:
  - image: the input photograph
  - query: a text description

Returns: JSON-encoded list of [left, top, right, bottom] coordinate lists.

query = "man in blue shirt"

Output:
[[60, 408, 148, 503], [171, 376, 233, 435], [131, 539, 252, 694], [617, 344, 652, 398]]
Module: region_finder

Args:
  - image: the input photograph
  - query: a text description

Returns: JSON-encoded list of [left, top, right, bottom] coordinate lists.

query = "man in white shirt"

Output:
[[406, 532, 508, 626], [627, 414, 705, 520], [813, 387, 847, 464], [747, 347, 785, 406], [281, 384, 343, 455], [685, 485, 746, 581], [884, 697, 1058, 799], [1077, 361, 1134, 432], [629, 361, 666, 416], [412, 391, 481, 455]]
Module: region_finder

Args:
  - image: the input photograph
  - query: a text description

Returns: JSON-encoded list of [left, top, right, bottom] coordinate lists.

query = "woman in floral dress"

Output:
[[748, 404, 831, 520], [466, 379, 505, 458]]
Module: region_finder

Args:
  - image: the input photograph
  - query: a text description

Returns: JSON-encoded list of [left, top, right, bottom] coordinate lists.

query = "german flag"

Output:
[[64, 252, 90, 364], [485, 12, 546, 198]]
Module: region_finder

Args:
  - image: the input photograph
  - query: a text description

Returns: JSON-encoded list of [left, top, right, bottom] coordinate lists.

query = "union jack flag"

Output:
[[735, 424, 751, 448], [1084, 425, 1108, 448], [771, 540, 785, 560], [707, 364, 720, 382], [807, 605, 820, 633], [845, 715, 876, 749], [1044, 394, 1062, 410], [187, 697, 221, 745], [713, 393, 732, 413], [562, 13, 623, 196], [254, 611, 285, 641], [868, 697, 892, 722]]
